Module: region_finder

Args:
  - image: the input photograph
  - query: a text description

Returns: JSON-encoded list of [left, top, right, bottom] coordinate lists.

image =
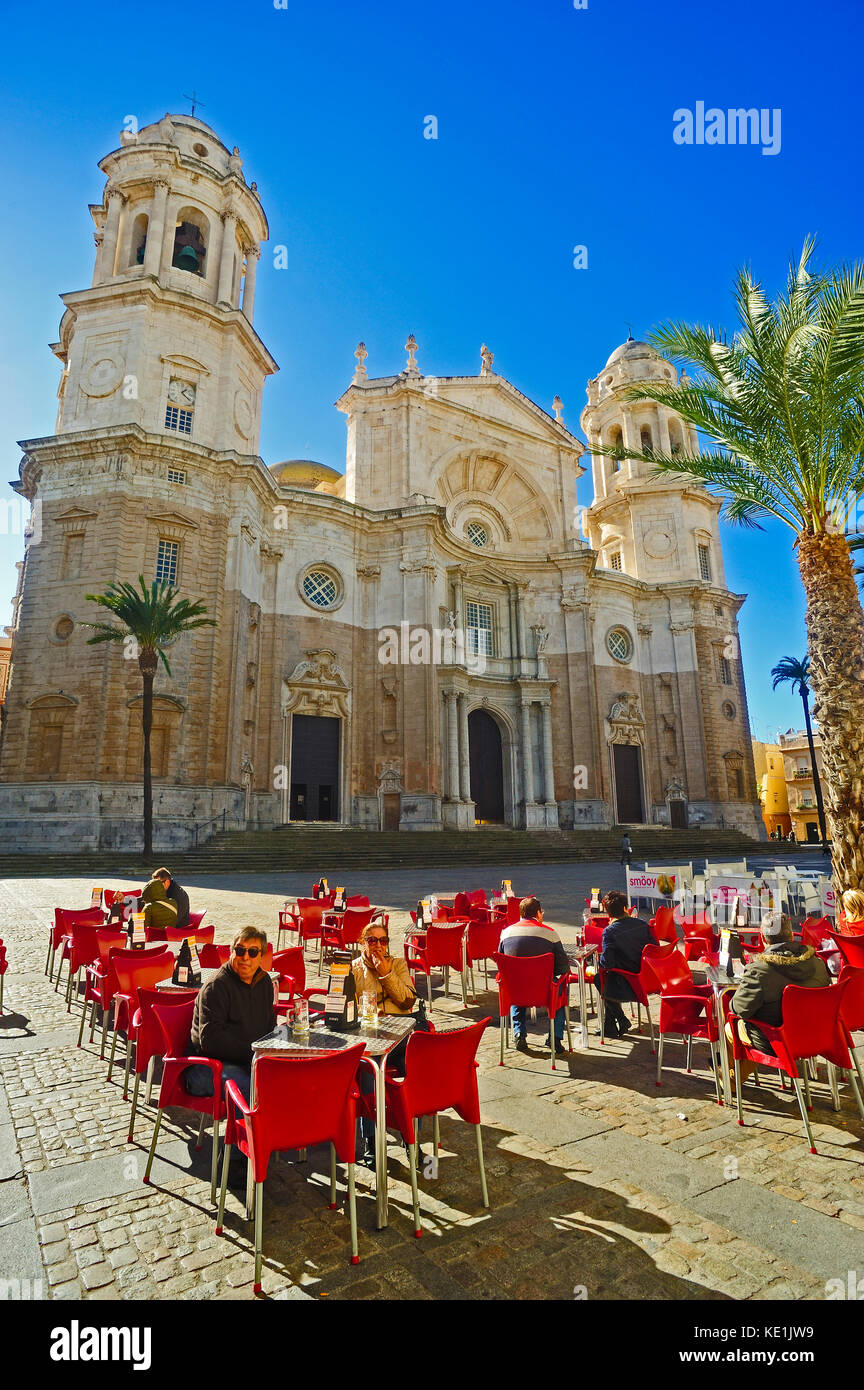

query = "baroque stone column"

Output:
[[445, 691, 460, 800], [541, 701, 555, 803], [458, 693, 471, 801], [521, 700, 535, 805], [242, 245, 260, 321], [217, 206, 238, 305], [143, 179, 170, 279], [99, 186, 126, 280]]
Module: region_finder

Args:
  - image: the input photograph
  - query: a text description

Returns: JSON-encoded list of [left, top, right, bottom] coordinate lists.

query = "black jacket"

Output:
[[191, 962, 276, 1066], [599, 916, 652, 1001], [167, 877, 191, 930]]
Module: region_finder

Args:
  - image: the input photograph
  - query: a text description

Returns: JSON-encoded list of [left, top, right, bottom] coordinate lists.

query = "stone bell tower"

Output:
[[580, 336, 724, 588], [53, 112, 275, 453]]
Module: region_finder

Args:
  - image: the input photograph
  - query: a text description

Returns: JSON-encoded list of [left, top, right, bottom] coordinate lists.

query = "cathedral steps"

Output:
[[0, 827, 767, 878]]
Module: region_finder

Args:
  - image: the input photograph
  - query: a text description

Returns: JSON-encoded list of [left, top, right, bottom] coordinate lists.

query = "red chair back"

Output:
[[338, 907, 375, 944], [236, 1045, 365, 1178], [778, 981, 855, 1069], [643, 943, 691, 993], [829, 930, 864, 971], [68, 923, 107, 976], [584, 921, 605, 952], [199, 944, 230, 968], [345, 896, 369, 908], [650, 905, 677, 945], [466, 919, 502, 967], [400, 1018, 489, 1124], [800, 916, 832, 949], [52, 905, 105, 949], [838, 966, 864, 1034], [134, 986, 198, 1077], [187, 911, 206, 932], [504, 897, 521, 925], [272, 947, 307, 992], [494, 951, 554, 1010], [196, 925, 215, 947], [424, 922, 466, 971], [152, 997, 196, 1060], [111, 949, 175, 1017], [453, 892, 471, 919]]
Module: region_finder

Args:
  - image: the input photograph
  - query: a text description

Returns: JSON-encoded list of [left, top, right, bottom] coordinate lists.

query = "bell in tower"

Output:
[[172, 220, 207, 276]]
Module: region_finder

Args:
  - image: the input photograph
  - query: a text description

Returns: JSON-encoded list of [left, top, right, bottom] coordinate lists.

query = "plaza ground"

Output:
[[2, 856, 862, 1302]]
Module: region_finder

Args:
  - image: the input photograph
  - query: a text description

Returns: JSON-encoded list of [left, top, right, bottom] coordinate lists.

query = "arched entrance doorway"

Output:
[[468, 709, 504, 823]]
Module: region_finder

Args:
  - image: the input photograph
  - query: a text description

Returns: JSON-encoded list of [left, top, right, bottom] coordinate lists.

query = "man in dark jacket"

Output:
[[728, 913, 829, 1070], [154, 867, 190, 930], [184, 926, 275, 1102], [595, 890, 652, 1038], [499, 895, 570, 1056]]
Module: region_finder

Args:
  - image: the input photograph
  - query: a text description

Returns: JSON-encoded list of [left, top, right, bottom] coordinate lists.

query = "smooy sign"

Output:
[[626, 871, 676, 900], [821, 881, 836, 917]]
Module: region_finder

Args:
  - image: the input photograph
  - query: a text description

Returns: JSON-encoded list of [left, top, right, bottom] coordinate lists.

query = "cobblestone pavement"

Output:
[[0, 863, 860, 1302]]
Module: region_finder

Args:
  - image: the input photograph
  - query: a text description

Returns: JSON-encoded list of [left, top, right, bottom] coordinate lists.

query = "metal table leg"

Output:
[[577, 960, 590, 1051], [372, 1056, 389, 1229], [715, 987, 732, 1106]]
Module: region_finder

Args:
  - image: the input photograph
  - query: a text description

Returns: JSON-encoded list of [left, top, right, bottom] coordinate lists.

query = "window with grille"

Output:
[[156, 539, 179, 585], [466, 600, 494, 656], [167, 468, 187, 485], [608, 551, 622, 571], [165, 405, 193, 434], [720, 655, 732, 685], [606, 626, 633, 663], [698, 543, 712, 582], [465, 521, 488, 549], [302, 568, 339, 609]]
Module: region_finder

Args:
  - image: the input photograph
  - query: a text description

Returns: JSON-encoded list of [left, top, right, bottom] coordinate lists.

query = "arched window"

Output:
[[130, 211, 148, 267], [608, 425, 623, 474], [172, 207, 209, 277], [640, 425, 653, 456], [668, 418, 684, 456]]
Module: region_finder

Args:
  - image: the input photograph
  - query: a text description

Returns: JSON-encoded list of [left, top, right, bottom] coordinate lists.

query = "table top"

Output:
[[252, 1011, 470, 1058], [565, 943, 599, 967], [704, 965, 740, 991]]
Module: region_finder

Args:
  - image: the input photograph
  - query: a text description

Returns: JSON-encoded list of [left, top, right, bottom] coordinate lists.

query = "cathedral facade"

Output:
[[0, 114, 763, 849]]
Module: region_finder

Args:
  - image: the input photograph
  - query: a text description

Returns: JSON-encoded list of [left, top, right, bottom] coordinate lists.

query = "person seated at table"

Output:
[[153, 867, 191, 930], [726, 911, 829, 1085], [353, 921, 416, 1167], [499, 895, 570, 1056], [593, 890, 652, 1039], [840, 889, 864, 935], [184, 927, 276, 1104], [138, 871, 178, 932]]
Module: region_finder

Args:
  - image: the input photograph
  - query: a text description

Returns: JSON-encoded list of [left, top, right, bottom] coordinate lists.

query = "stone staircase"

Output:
[[0, 825, 766, 878]]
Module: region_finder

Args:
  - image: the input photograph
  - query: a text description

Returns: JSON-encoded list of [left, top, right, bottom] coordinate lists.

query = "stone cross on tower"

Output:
[[404, 334, 420, 376], [353, 341, 368, 384]]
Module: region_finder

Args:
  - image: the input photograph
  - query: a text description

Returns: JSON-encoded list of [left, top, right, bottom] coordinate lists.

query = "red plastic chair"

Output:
[[142, 998, 227, 1203], [724, 980, 864, 1152], [106, 949, 175, 1094], [277, 899, 324, 954], [195, 925, 215, 947], [78, 929, 128, 1052], [47, 905, 105, 986], [596, 941, 672, 1050], [493, 951, 571, 1070], [0, 945, 7, 1014], [405, 921, 469, 1008], [465, 919, 503, 998], [649, 905, 678, 945], [646, 945, 722, 1102], [361, 1018, 491, 1238], [127, 986, 198, 1142], [345, 895, 370, 909], [799, 915, 833, 949], [198, 943, 230, 969], [216, 1044, 365, 1290], [837, 966, 864, 1073], [681, 922, 718, 963], [827, 930, 864, 971], [319, 905, 385, 970], [62, 922, 108, 1013]]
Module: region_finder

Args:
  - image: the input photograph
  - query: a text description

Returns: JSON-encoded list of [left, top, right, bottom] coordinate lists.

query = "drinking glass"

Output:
[[360, 991, 378, 1027], [293, 997, 310, 1035]]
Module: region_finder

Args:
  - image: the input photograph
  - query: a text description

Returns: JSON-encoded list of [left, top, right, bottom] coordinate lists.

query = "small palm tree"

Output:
[[84, 576, 216, 857], [771, 655, 828, 848], [591, 240, 864, 887]]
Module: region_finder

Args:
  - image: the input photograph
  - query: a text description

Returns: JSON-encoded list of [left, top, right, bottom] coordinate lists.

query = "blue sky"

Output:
[[1, 0, 862, 739]]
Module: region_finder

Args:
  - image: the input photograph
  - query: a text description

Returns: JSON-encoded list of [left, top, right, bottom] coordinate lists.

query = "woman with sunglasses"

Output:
[[353, 921, 416, 1167], [185, 926, 276, 1103]]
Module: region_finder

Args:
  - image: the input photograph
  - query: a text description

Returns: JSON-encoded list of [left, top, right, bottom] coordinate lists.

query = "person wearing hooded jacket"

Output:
[[726, 912, 829, 1081]]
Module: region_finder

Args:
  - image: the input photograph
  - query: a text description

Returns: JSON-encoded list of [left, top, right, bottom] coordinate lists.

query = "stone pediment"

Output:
[[146, 512, 198, 534], [428, 376, 585, 455], [283, 648, 351, 719]]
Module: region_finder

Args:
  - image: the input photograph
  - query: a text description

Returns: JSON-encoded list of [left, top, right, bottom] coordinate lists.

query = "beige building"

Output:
[[752, 739, 791, 838], [778, 728, 825, 844], [0, 114, 764, 850]]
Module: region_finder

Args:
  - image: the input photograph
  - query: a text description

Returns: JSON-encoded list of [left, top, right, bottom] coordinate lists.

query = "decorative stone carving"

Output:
[[377, 760, 403, 793], [480, 344, 494, 376], [552, 395, 563, 422], [404, 334, 420, 376], [356, 564, 381, 580], [353, 342, 368, 384], [283, 649, 350, 719], [607, 695, 645, 746]]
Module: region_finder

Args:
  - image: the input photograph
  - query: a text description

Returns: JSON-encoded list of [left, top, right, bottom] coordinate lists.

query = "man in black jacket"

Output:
[[184, 926, 275, 1102], [154, 867, 190, 930], [595, 889, 652, 1038]]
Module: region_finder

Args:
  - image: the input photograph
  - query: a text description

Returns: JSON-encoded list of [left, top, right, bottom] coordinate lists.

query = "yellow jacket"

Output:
[[351, 955, 416, 1015]]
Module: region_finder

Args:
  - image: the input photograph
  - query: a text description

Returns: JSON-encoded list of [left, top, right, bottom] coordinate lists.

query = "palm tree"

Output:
[[84, 577, 216, 857], [590, 239, 864, 888], [771, 655, 828, 848]]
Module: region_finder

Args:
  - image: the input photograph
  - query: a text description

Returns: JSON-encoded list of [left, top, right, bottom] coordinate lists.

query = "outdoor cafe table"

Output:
[[564, 944, 599, 1051], [251, 1013, 466, 1229], [703, 963, 739, 1105]]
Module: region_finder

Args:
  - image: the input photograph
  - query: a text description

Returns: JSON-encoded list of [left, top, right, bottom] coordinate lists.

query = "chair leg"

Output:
[[210, 1117, 220, 1204], [792, 1076, 817, 1154], [77, 998, 89, 1048], [196, 1112, 207, 1149], [829, 1062, 841, 1112], [246, 1160, 254, 1222], [65, 965, 75, 1011], [734, 1059, 743, 1125], [145, 1055, 156, 1107], [656, 1035, 664, 1087], [328, 1142, 337, 1209], [45, 937, 53, 977], [564, 1002, 573, 1052], [460, 968, 468, 1008], [107, 1025, 119, 1082], [127, 1072, 141, 1144], [847, 1064, 864, 1124], [122, 1038, 133, 1101], [408, 1141, 422, 1237], [549, 1013, 556, 1071], [444, 966, 449, 999], [433, 1113, 440, 1160], [476, 1124, 490, 1208], [215, 1139, 231, 1233], [598, 995, 605, 1046], [253, 1182, 264, 1293], [685, 1036, 693, 1073], [710, 1044, 723, 1106], [647, 1007, 655, 1053], [499, 1009, 505, 1066], [100, 1008, 109, 1059], [143, 1109, 163, 1184], [802, 1062, 813, 1112], [347, 1163, 359, 1264]]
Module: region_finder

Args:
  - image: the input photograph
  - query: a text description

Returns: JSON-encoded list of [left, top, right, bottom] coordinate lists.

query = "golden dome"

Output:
[[268, 459, 343, 492]]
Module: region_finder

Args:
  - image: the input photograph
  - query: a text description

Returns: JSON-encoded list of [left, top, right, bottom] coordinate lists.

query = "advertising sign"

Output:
[[626, 870, 676, 901]]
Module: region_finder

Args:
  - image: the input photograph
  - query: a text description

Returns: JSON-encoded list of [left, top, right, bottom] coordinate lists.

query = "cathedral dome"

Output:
[[603, 337, 658, 368], [268, 459, 343, 492]]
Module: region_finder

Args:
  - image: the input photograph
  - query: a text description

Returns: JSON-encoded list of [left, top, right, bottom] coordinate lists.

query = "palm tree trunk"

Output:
[[800, 687, 828, 849], [140, 655, 157, 860], [798, 532, 864, 889]]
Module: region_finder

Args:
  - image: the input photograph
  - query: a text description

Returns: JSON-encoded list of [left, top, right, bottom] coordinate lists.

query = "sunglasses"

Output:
[[233, 945, 261, 959], [367, 935, 389, 945]]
